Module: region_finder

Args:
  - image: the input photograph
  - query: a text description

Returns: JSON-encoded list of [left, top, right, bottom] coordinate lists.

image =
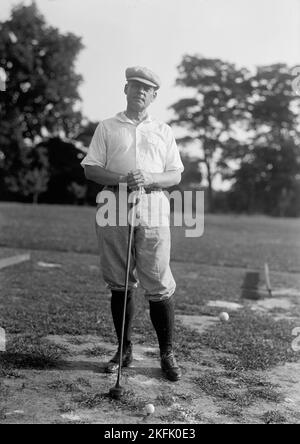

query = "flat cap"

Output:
[[126, 66, 161, 89]]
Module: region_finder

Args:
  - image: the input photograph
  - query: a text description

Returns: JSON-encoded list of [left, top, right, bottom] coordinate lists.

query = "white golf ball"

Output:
[[219, 312, 230, 322], [145, 404, 155, 415]]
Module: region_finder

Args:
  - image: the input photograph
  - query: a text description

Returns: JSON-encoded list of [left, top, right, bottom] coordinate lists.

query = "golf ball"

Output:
[[145, 404, 155, 415], [219, 312, 230, 322]]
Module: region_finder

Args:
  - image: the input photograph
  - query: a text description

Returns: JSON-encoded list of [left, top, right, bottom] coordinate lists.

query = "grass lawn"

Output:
[[0, 202, 300, 272], [0, 202, 300, 424]]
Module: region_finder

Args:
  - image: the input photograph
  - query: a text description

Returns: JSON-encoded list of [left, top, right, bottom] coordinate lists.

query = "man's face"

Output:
[[125, 80, 157, 111]]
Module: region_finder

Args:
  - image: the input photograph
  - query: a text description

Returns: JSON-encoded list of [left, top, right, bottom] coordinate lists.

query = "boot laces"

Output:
[[162, 351, 177, 367]]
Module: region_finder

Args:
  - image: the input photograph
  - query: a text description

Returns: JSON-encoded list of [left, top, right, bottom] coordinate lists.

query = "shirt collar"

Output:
[[115, 111, 153, 124]]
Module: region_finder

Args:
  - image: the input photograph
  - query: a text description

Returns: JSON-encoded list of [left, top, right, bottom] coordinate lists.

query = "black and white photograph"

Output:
[[0, 0, 300, 427]]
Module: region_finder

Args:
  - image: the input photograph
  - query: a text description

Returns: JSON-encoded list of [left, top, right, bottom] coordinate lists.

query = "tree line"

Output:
[[170, 56, 300, 216], [0, 4, 299, 216]]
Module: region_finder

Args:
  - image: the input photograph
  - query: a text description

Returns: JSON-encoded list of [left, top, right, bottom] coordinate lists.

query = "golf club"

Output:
[[109, 187, 141, 400]]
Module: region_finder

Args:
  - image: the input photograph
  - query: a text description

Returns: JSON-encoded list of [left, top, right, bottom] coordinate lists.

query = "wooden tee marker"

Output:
[[264, 263, 273, 297]]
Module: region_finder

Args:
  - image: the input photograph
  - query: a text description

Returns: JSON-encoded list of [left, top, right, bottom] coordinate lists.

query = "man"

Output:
[[81, 66, 184, 381]]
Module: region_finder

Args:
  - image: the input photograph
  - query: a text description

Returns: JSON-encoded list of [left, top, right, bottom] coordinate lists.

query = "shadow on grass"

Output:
[[123, 365, 163, 380], [0, 335, 69, 370], [0, 352, 61, 370], [0, 354, 108, 374], [58, 361, 163, 379], [56, 360, 105, 373]]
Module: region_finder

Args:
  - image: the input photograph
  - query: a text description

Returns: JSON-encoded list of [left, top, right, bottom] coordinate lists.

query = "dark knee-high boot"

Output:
[[111, 289, 135, 349], [149, 295, 181, 381], [105, 289, 135, 373]]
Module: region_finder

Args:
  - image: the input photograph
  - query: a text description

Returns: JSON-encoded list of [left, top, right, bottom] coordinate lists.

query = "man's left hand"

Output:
[[127, 170, 154, 188]]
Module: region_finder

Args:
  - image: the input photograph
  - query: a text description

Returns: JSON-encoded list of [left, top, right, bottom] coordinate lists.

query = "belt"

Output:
[[105, 185, 162, 194]]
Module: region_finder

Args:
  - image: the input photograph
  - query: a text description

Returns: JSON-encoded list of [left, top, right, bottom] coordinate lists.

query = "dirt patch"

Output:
[[206, 301, 242, 311], [177, 315, 219, 334], [241, 361, 300, 424], [268, 362, 300, 409], [250, 290, 300, 321], [272, 288, 300, 298], [252, 298, 294, 312], [0, 333, 299, 424]]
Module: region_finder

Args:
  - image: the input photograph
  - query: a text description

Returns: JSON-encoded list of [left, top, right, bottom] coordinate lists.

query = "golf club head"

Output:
[[109, 385, 125, 400]]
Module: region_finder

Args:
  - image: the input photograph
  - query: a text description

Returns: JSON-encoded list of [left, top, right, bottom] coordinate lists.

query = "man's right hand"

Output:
[[126, 171, 140, 190]]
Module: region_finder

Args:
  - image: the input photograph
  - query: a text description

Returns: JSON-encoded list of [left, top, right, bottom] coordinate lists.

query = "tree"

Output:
[[169, 55, 252, 212], [68, 182, 88, 205], [4, 144, 49, 203], [0, 2, 84, 199], [180, 156, 203, 189], [38, 137, 86, 204], [76, 120, 105, 205], [229, 64, 300, 216]]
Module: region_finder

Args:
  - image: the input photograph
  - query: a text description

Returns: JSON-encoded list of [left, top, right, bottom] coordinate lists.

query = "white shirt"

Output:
[[81, 112, 184, 227], [80, 112, 184, 174]]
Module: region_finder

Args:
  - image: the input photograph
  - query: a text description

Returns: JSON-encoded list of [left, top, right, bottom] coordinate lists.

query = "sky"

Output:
[[1, 0, 300, 123]]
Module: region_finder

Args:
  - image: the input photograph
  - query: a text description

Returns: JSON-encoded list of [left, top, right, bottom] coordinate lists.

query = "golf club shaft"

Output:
[[116, 188, 141, 387]]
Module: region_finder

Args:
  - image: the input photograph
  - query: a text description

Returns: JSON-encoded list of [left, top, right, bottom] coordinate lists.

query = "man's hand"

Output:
[[127, 170, 154, 189]]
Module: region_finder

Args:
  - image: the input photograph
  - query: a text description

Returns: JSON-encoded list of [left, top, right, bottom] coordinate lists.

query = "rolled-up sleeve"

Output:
[[164, 125, 184, 172], [80, 122, 107, 169]]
